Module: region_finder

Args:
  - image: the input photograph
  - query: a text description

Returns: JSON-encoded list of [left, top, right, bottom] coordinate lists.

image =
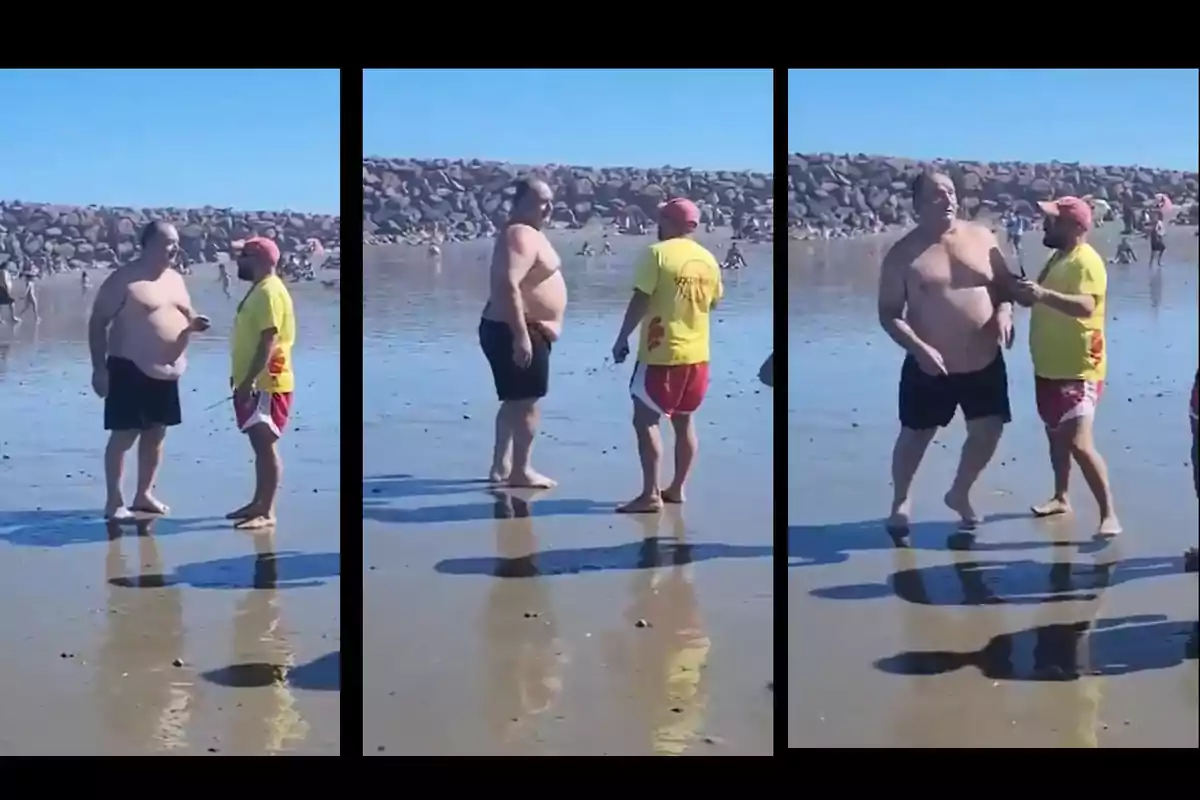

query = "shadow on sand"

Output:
[[434, 489, 772, 577], [363, 474, 618, 524], [0, 508, 222, 548], [876, 614, 1198, 680], [110, 550, 340, 590], [204, 650, 340, 691], [788, 515, 1099, 567]]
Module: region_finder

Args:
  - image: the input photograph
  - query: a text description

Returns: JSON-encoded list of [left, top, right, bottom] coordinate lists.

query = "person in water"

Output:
[[1111, 237, 1137, 264]]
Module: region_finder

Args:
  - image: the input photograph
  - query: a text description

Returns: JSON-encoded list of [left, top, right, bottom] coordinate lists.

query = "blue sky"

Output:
[[363, 69, 773, 172], [0, 69, 340, 213], [788, 69, 1198, 170]]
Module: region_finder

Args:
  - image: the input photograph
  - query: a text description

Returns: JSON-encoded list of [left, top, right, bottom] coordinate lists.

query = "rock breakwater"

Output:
[[363, 157, 774, 244], [0, 202, 340, 272], [788, 153, 1199, 235]]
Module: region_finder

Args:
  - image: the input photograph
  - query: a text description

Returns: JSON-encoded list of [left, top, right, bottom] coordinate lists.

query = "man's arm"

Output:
[[495, 225, 537, 342], [615, 250, 660, 342], [88, 271, 125, 370], [877, 247, 929, 356], [1034, 256, 1103, 318], [1036, 289, 1097, 318]]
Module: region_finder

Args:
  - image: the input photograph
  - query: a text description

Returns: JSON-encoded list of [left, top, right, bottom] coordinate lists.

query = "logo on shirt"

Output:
[[674, 259, 717, 305], [646, 316, 666, 352], [268, 349, 286, 376]]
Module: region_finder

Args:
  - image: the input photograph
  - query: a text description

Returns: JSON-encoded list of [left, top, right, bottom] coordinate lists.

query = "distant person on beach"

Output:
[[480, 177, 565, 489], [1147, 213, 1166, 267], [89, 221, 211, 521], [611, 198, 723, 513], [20, 272, 39, 323], [81, 269, 92, 294], [226, 237, 296, 530], [601, 237, 613, 256], [1009, 197, 1120, 536], [722, 242, 747, 270], [1004, 212, 1025, 255], [218, 261, 232, 297], [877, 170, 1016, 534], [1111, 237, 1137, 265], [0, 267, 18, 325]]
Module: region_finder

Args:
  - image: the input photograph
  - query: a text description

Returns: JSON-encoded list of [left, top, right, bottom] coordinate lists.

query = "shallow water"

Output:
[[363, 232, 774, 755], [788, 226, 1199, 748], [0, 266, 341, 755]]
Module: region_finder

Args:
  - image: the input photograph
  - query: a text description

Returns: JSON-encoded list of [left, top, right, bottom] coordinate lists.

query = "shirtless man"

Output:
[[0, 267, 17, 325], [479, 178, 566, 488], [19, 272, 39, 323], [878, 171, 1016, 534], [89, 221, 210, 520]]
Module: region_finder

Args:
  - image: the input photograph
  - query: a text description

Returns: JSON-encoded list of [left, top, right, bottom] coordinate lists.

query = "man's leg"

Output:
[[618, 397, 663, 513], [489, 402, 515, 482], [236, 424, 281, 530], [1032, 426, 1074, 516], [943, 415, 1005, 528], [888, 426, 937, 532], [506, 399, 555, 488], [1054, 414, 1120, 535], [131, 425, 169, 514], [104, 430, 140, 519], [663, 412, 697, 503]]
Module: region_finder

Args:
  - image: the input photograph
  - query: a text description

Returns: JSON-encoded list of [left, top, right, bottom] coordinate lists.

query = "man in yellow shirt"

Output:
[[227, 237, 296, 530], [1011, 197, 1120, 536], [611, 198, 722, 513]]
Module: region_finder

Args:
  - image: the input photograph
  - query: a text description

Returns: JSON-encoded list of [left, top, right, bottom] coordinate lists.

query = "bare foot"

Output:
[[507, 469, 556, 489], [105, 504, 135, 522], [1096, 515, 1122, 537], [225, 503, 258, 520], [488, 469, 509, 483], [617, 493, 664, 514], [130, 494, 170, 515], [234, 514, 276, 530], [662, 487, 686, 504], [1031, 497, 1072, 517], [885, 500, 911, 538], [943, 490, 980, 531]]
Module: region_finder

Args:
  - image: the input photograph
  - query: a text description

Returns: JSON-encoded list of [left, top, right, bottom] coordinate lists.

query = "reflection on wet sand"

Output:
[[481, 489, 711, 756], [100, 520, 191, 752]]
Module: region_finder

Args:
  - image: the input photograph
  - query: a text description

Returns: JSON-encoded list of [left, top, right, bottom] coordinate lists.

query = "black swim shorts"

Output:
[[479, 318, 551, 401], [898, 351, 1011, 430], [103, 356, 183, 431]]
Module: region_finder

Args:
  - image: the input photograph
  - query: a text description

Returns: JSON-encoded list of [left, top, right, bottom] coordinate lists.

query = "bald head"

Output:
[[510, 178, 553, 228]]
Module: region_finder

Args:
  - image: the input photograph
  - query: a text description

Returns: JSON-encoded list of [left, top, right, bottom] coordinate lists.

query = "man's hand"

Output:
[[512, 334, 533, 368], [914, 345, 948, 376], [995, 308, 1015, 349], [612, 337, 631, 364], [91, 366, 109, 399], [234, 381, 255, 408], [1010, 278, 1044, 307], [189, 314, 211, 333]]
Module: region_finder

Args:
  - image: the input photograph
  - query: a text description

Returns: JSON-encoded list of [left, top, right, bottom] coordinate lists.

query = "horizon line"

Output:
[[364, 155, 773, 175], [789, 151, 1197, 174]]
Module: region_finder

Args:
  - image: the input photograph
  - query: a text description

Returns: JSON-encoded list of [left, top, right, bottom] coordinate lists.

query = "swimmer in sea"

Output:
[[577, 242, 594, 257], [601, 237, 613, 256], [428, 243, 441, 259], [722, 242, 747, 270]]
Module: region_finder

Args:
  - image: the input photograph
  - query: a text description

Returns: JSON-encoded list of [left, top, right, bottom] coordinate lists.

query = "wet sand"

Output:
[[364, 231, 774, 756], [788, 225, 1199, 748], [0, 266, 340, 755]]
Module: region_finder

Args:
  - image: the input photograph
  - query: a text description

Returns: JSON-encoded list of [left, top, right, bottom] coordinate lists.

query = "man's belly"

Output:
[[111, 313, 189, 379], [523, 274, 567, 336], [909, 290, 1000, 374]]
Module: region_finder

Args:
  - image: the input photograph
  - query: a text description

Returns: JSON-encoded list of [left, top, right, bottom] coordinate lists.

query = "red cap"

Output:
[[659, 197, 700, 227], [1037, 196, 1092, 230], [242, 236, 280, 266]]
